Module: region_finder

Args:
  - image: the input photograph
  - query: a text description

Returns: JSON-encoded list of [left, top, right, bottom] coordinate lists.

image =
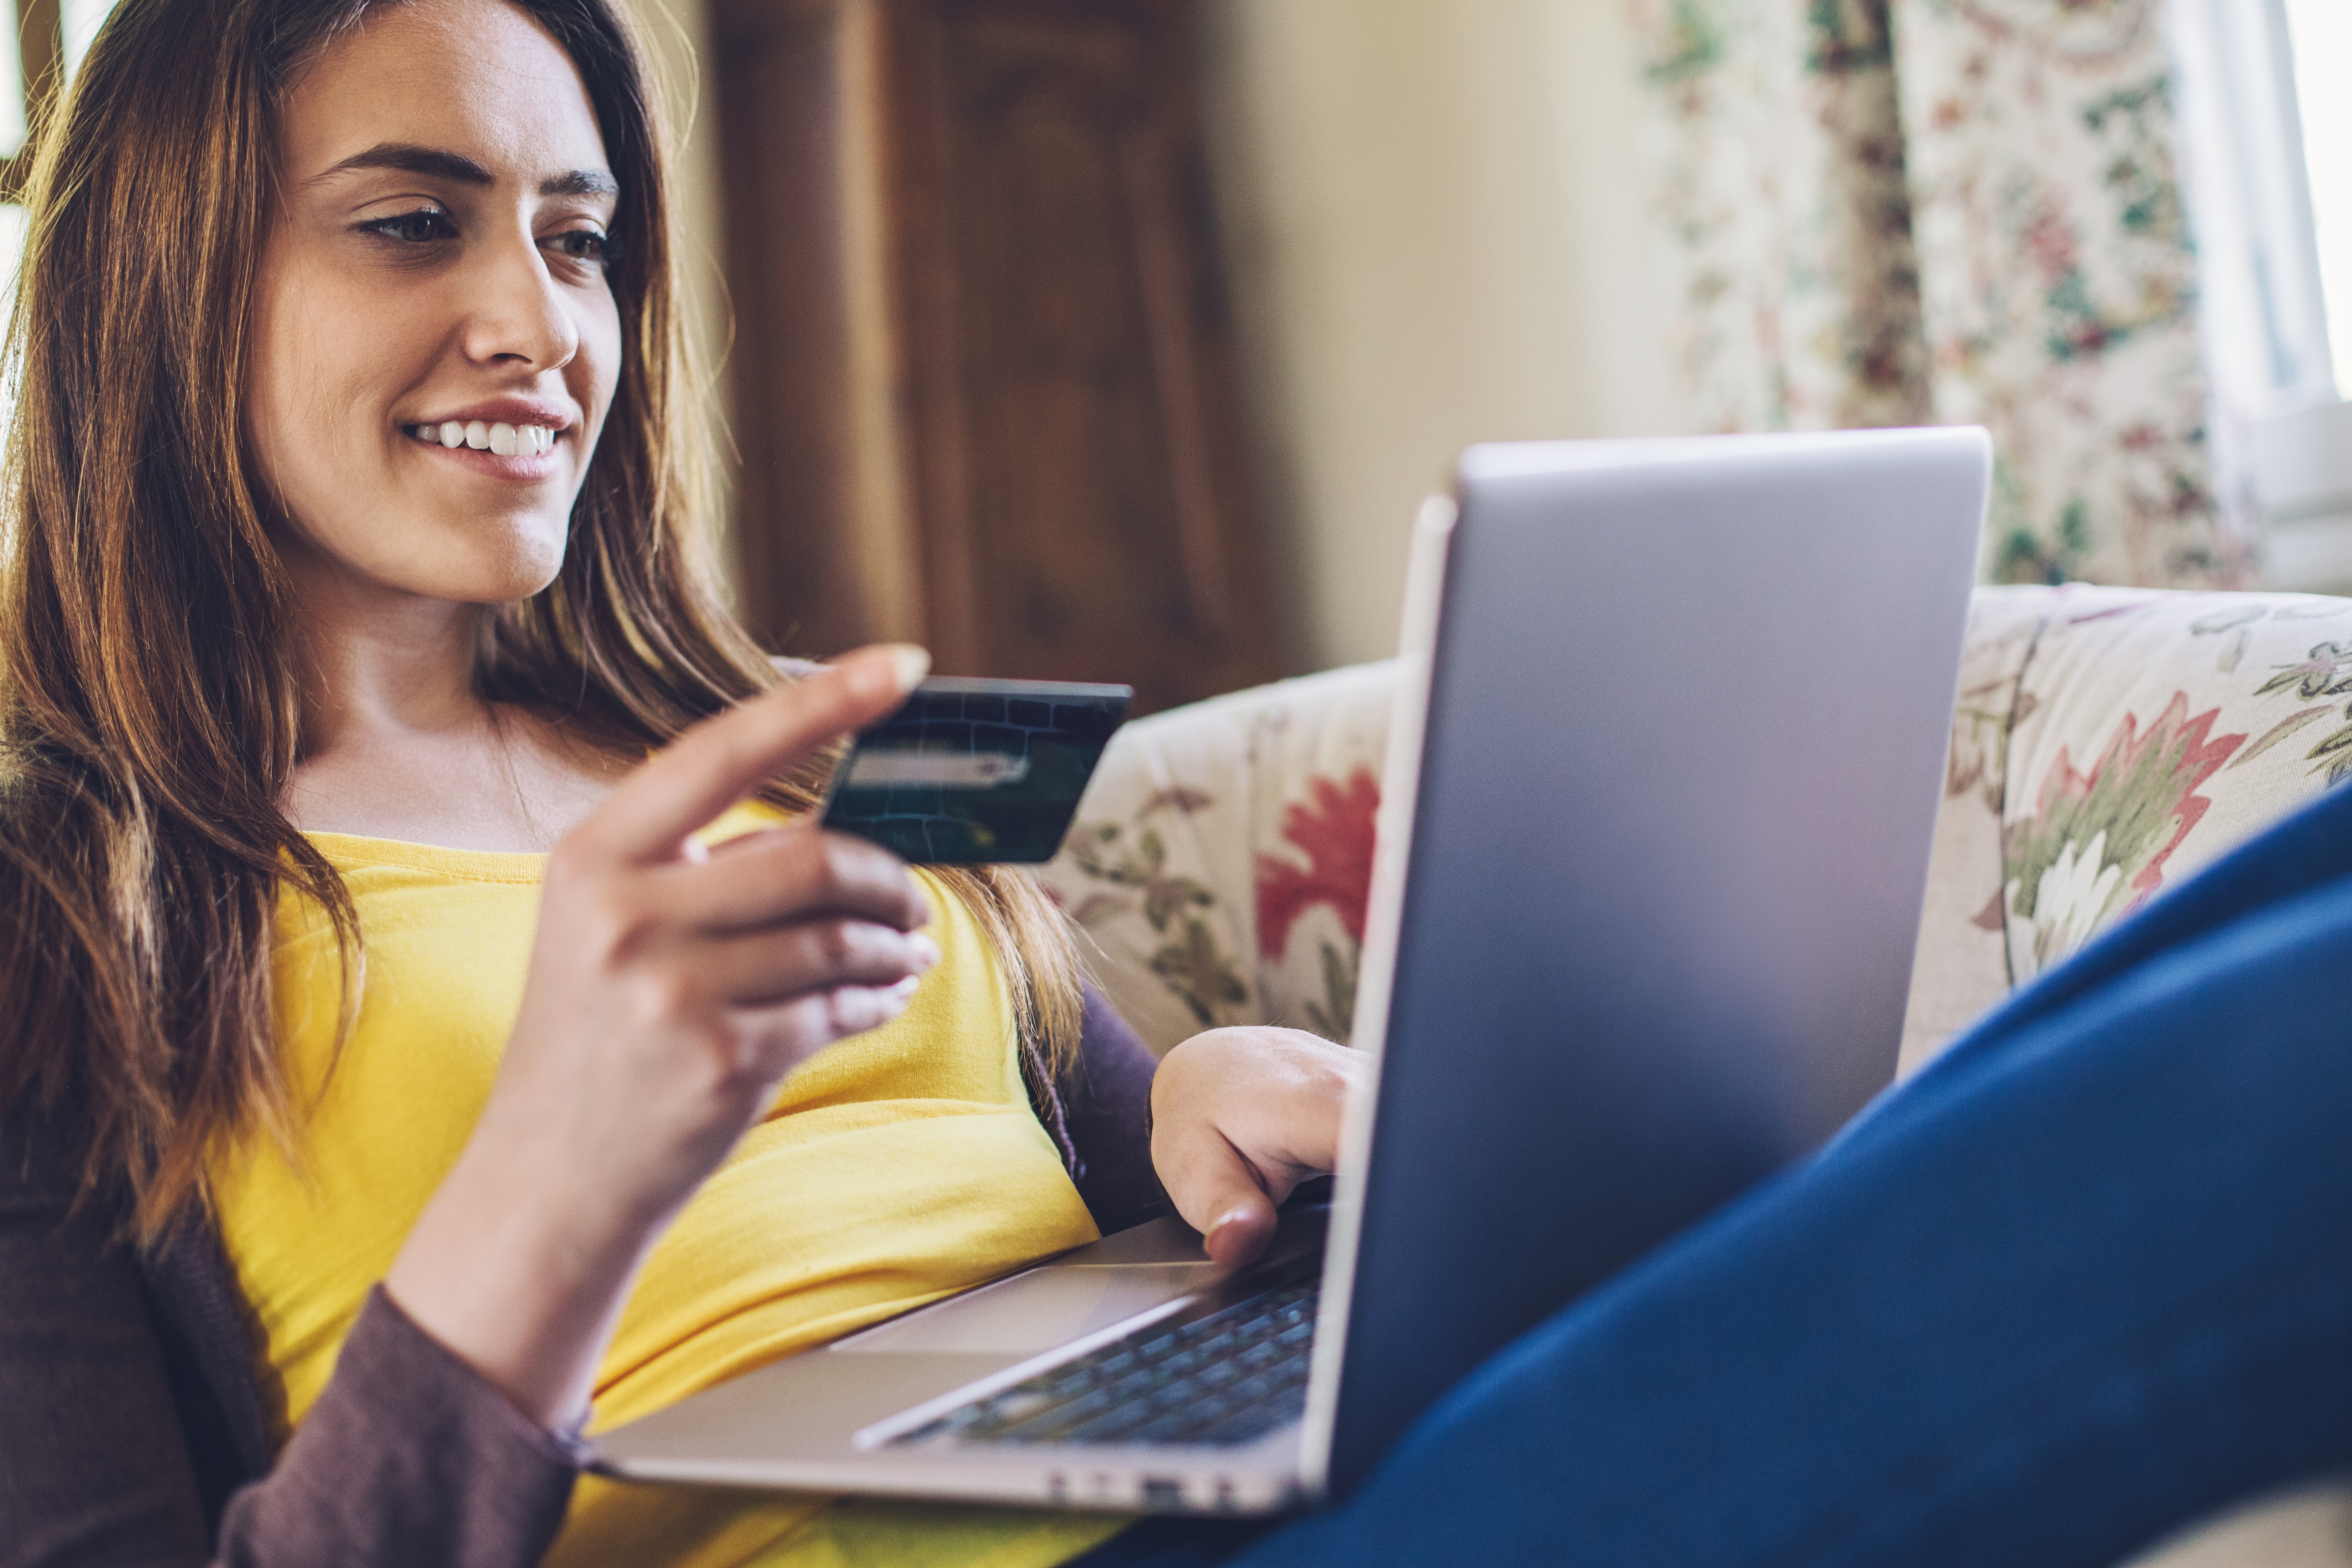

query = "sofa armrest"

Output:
[[1903, 584, 2351, 1073]]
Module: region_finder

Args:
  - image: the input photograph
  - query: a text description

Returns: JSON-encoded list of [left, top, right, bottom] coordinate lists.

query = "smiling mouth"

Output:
[[405, 420, 559, 457]]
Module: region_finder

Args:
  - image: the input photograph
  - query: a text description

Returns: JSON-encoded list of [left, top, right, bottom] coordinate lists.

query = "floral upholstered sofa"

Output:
[[1038, 584, 2352, 1567]]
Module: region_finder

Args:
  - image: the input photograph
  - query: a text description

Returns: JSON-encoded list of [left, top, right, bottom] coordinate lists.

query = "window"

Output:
[[0, 0, 114, 434], [2284, 0, 2352, 392], [59, 0, 114, 79], [1, 4, 29, 162], [2, 0, 120, 257], [2172, 0, 2352, 589]]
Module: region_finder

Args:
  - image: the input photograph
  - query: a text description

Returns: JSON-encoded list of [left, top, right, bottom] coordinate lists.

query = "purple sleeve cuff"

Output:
[[1066, 984, 1172, 1234]]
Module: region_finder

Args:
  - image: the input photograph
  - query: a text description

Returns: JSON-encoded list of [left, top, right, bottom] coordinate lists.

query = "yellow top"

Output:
[[209, 805, 1127, 1568]]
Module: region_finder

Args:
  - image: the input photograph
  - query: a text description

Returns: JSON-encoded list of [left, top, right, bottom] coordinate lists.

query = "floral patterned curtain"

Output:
[[1627, 0, 2247, 589]]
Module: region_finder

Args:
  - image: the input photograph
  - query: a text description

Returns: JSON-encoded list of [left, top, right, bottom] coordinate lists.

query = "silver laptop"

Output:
[[592, 427, 1991, 1513]]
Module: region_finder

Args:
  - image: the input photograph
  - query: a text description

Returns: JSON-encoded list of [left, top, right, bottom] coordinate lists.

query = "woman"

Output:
[[7, 1, 2352, 1566], [0, 0, 1349, 1563]]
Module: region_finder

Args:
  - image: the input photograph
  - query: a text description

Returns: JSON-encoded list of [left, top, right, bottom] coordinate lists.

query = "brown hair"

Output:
[[0, 0, 1080, 1241]]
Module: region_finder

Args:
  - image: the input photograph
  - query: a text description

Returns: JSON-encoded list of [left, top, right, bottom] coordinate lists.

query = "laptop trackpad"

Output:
[[831, 1264, 1221, 1355]]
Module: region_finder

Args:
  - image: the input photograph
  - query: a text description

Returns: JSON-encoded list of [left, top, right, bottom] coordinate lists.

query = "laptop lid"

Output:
[[1304, 429, 1989, 1494]]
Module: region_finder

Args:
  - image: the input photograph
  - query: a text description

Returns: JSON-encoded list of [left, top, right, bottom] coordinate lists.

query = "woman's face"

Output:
[[250, 0, 622, 608]]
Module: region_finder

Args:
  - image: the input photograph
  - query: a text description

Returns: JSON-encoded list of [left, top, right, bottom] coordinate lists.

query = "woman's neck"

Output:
[[281, 573, 625, 853]]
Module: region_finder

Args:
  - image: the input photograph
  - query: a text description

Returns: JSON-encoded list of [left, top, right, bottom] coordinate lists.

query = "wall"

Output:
[[646, 0, 1682, 673], [1196, 0, 1682, 672]]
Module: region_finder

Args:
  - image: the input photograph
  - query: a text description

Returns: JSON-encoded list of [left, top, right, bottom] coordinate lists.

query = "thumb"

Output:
[[1162, 1134, 1280, 1267]]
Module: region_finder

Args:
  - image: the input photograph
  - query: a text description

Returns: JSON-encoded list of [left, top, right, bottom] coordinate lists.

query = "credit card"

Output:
[[820, 677, 1133, 864]]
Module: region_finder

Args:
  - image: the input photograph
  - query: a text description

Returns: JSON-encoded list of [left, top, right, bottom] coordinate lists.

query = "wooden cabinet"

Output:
[[708, 0, 1281, 713]]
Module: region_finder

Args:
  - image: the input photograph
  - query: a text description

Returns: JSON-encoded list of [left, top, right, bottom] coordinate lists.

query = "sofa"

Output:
[[1038, 583, 2352, 1566]]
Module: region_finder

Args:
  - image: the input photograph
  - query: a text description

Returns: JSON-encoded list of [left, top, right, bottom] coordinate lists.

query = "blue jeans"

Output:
[[1077, 781, 2352, 1567]]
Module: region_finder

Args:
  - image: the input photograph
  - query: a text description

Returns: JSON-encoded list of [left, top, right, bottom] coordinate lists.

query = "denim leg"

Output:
[[1215, 864, 2352, 1567]]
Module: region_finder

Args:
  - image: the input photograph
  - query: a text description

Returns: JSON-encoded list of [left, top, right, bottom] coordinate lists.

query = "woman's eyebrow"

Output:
[[540, 168, 619, 199], [311, 142, 493, 187], [308, 141, 618, 198]]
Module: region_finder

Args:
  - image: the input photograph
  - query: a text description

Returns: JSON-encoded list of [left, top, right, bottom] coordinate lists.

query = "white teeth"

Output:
[[408, 421, 557, 454]]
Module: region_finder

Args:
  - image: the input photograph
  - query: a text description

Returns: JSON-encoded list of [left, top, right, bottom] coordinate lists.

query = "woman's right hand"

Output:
[[384, 644, 934, 1429]]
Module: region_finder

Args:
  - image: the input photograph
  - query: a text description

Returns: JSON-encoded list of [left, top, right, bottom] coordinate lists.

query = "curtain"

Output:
[[1626, 0, 2247, 589]]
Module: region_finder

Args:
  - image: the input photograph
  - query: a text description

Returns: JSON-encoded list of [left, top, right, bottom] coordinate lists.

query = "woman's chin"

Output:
[[465, 556, 568, 606], [329, 548, 568, 610], [384, 522, 570, 606]]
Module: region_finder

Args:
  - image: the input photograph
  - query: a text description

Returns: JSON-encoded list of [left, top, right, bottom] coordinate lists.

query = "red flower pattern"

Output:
[[1255, 768, 1379, 960], [2012, 691, 2244, 917]]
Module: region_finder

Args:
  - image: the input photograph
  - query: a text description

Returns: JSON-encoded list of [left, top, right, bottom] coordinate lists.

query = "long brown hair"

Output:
[[0, 0, 1081, 1241]]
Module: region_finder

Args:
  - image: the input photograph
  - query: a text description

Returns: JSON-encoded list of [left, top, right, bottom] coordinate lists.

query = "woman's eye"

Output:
[[363, 209, 454, 245], [548, 228, 613, 264]]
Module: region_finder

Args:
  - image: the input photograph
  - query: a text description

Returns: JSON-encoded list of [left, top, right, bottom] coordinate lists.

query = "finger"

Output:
[[583, 644, 929, 867], [1154, 1123, 1282, 1267], [729, 980, 918, 1083], [691, 918, 938, 1009], [666, 826, 932, 936]]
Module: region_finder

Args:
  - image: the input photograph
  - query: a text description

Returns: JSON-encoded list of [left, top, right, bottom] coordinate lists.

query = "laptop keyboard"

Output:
[[893, 1278, 1320, 1449]]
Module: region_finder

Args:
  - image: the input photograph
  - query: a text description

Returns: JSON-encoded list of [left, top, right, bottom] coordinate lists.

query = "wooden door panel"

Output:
[[716, 0, 1279, 713], [936, 13, 1208, 686]]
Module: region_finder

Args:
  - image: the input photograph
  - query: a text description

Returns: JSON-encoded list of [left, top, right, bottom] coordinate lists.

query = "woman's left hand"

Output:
[[1149, 1028, 1366, 1267]]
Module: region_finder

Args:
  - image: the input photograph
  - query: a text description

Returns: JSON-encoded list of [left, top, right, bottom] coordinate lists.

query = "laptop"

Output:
[[591, 426, 1991, 1512]]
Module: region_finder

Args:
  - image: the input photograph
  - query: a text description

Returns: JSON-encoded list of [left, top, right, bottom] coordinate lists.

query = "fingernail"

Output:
[[1204, 1209, 1253, 1254], [886, 973, 922, 1001], [839, 984, 909, 1033], [909, 932, 941, 971], [881, 644, 930, 694]]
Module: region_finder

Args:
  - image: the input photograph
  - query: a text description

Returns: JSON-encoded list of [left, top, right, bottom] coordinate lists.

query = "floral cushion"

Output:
[[1903, 584, 2352, 1071], [1035, 664, 1393, 1057]]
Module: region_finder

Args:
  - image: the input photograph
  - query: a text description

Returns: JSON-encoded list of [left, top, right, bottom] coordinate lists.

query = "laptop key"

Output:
[[1057, 1399, 1161, 1445], [895, 1277, 1322, 1450]]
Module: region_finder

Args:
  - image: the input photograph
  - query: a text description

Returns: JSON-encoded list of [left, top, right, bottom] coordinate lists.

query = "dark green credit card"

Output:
[[819, 677, 1133, 864]]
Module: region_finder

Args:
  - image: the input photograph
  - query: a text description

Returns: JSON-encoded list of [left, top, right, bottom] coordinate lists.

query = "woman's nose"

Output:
[[459, 231, 580, 370]]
